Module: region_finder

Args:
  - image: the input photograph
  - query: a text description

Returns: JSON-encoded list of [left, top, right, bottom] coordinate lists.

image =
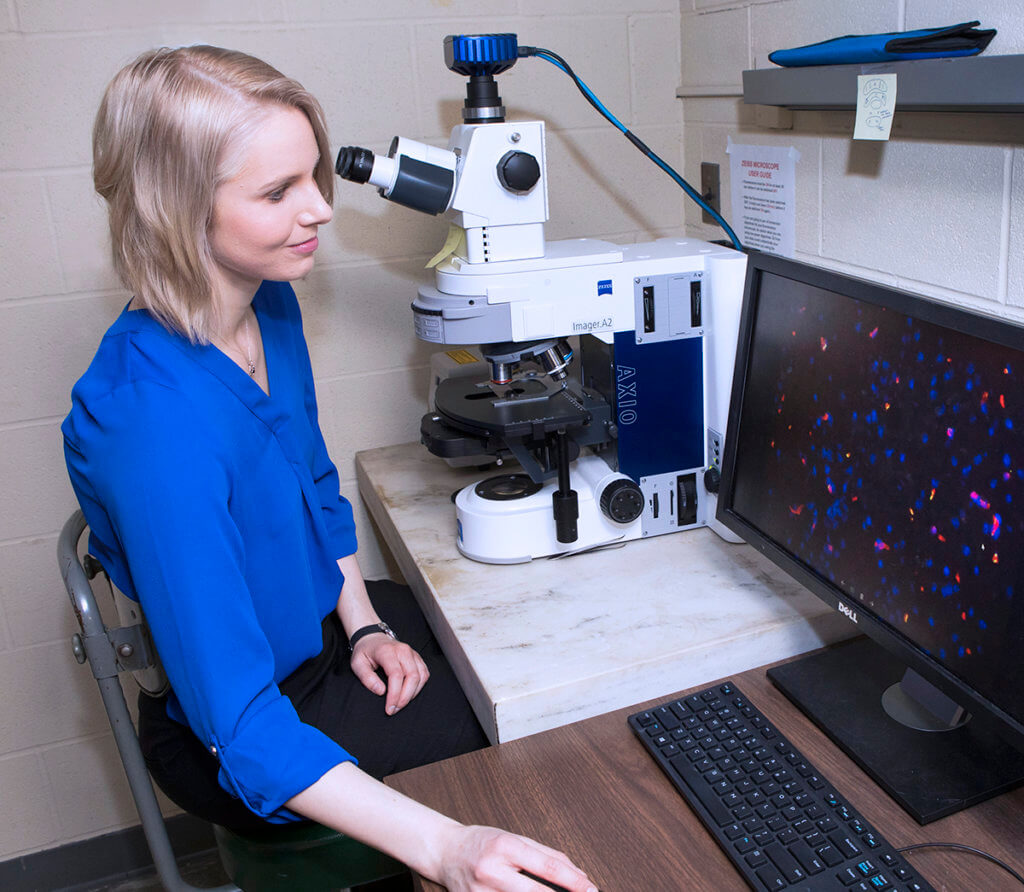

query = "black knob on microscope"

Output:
[[497, 150, 541, 193], [703, 466, 721, 494], [599, 478, 644, 524]]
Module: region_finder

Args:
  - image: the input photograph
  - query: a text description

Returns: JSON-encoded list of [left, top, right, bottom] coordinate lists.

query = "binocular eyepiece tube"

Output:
[[335, 140, 457, 217]]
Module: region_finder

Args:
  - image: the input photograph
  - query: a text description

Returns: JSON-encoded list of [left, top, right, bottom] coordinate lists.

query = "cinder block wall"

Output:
[[681, 0, 1024, 314], [0, 0, 683, 861]]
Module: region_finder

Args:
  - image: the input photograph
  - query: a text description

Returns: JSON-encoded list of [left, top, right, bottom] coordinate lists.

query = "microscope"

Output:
[[337, 34, 747, 563]]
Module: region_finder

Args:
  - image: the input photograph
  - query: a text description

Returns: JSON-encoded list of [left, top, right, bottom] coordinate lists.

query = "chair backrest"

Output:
[[86, 550, 170, 697], [59, 509, 238, 892]]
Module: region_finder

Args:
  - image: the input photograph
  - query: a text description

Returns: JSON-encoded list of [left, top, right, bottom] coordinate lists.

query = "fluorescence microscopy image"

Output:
[[731, 273, 1022, 721]]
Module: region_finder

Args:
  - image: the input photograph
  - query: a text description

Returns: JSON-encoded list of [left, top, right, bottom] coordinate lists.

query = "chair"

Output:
[[59, 509, 406, 891]]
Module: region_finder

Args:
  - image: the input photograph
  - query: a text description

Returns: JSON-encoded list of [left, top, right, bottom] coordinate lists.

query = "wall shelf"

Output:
[[742, 53, 1024, 113]]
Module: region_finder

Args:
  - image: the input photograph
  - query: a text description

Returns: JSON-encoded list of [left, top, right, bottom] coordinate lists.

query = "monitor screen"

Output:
[[717, 251, 1024, 823]]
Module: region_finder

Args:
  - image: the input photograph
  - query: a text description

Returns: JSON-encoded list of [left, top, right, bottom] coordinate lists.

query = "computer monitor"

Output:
[[717, 251, 1024, 824]]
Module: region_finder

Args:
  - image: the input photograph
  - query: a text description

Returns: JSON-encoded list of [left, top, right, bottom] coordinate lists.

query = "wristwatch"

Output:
[[348, 622, 398, 651]]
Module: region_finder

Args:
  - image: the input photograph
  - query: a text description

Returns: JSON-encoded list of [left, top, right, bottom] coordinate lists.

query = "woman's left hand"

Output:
[[350, 634, 430, 714]]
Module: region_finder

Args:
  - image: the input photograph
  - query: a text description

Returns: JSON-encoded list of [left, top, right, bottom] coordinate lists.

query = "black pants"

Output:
[[138, 580, 488, 833]]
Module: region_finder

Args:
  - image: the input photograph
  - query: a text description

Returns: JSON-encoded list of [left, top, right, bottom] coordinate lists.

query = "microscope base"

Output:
[[454, 454, 642, 564]]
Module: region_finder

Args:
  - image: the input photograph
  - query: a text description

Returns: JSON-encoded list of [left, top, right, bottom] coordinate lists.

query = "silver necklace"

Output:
[[243, 314, 257, 376]]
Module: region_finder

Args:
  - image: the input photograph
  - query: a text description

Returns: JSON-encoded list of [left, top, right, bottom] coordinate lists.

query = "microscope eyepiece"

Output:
[[335, 146, 376, 183]]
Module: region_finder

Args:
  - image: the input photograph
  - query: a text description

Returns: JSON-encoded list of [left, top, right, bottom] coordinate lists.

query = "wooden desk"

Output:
[[387, 648, 1024, 892]]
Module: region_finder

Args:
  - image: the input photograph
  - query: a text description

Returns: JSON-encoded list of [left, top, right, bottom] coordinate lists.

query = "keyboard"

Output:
[[628, 680, 936, 891]]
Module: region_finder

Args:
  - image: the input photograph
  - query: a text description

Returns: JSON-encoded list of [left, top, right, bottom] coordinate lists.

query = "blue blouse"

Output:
[[62, 281, 358, 821]]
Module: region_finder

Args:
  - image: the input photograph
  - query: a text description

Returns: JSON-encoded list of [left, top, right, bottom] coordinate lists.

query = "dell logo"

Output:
[[837, 602, 858, 623]]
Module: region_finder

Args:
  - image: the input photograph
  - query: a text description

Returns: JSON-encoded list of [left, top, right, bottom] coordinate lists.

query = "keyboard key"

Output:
[[789, 838, 825, 874], [755, 862, 787, 891], [837, 866, 861, 885], [817, 843, 843, 867], [830, 832, 862, 858], [855, 858, 877, 876], [776, 827, 799, 846], [745, 848, 768, 868], [734, 835, 757, 854]]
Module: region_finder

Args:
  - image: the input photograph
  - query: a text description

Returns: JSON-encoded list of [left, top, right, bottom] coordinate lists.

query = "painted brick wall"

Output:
[[680, 0, 1024, 316], [0, 0, 682, 860]]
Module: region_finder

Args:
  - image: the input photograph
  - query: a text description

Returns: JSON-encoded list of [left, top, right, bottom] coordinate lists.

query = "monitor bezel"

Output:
[[717, 250, 1024, 753]]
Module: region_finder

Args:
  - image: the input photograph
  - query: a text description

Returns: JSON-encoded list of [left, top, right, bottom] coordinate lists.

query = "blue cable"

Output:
[[523, 47, 742, 251]]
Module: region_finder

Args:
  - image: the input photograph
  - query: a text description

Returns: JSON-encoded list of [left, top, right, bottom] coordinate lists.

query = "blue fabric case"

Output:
[[769, 21, 996, 68]]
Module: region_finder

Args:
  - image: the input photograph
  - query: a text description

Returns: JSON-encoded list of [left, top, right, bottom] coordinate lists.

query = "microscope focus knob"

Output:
[[703, 465, 721, 494], [497, 150, 541, 193], [599, 478, 644, 524]]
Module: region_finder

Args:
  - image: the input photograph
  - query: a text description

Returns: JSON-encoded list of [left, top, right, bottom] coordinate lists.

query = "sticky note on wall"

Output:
[[853, 73, 897, 140]]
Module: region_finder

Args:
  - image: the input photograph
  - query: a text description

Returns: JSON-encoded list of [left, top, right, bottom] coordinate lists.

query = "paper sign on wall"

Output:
[[853, 73, 897, 140], [726, 140, 799, 257]]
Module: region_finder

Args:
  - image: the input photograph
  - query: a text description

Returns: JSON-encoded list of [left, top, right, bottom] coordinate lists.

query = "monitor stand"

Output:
[[768, 637, 1024, 824]]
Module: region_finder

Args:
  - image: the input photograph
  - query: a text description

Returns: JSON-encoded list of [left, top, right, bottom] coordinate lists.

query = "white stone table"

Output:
[[356, 442, 855, 743]]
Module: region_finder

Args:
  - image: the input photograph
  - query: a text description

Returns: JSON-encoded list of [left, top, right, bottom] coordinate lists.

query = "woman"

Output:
[[63, 45, 595, 892]]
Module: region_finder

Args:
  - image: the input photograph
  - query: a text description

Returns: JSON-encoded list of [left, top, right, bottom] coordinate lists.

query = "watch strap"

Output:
[[348, 622, 398, 651]]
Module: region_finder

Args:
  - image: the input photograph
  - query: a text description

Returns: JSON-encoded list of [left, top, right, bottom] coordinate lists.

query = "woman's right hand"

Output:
[[433, 824, 597, 892]]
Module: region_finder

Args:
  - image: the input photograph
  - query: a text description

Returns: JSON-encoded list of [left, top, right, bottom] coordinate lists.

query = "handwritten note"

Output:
[[854, 73, 897, 141]]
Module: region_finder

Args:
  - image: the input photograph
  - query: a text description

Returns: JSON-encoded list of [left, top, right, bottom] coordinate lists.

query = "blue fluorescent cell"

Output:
[[922, 434, 929, 444], [1005, 454, 1012, 467], [943, 566, 951, 577], [958, 646, 966, 657], [962, 546, 970, 556], [980, 620, 987, 629], [1007, 419, 1015, 430]]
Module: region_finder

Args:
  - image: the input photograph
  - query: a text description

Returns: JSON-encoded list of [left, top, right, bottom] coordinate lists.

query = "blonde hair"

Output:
[[93, 45, 334, 342]]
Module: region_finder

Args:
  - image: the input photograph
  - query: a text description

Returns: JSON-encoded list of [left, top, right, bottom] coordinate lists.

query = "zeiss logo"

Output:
[[597, 279, 613, 296], [837, 601, 858, 623]]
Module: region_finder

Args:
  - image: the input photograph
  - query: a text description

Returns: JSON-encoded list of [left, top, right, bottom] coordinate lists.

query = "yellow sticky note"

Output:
[[445, 349, 479, 364], [426, 224, 467, 268]]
